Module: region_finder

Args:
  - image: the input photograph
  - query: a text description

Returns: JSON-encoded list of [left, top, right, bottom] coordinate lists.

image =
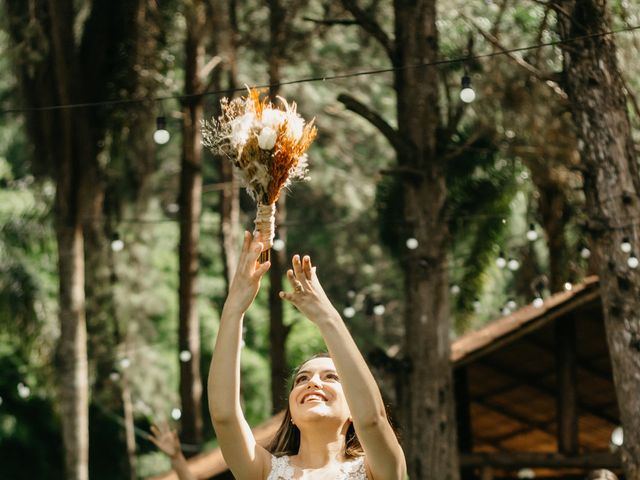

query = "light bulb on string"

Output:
[[179, 350, 192, 362], [501, 305, 512, 316], [611, 426, 624, 447], [506, 298, 517, 310], [118, 357, 131, 370], [472, 298, 482, 313], [110, 232, 124, 252], [406, 237, 419, 250], [272, 238, 285, 252], [153, 116, 170, 145], [450, 284, 461, 295], [507, 258, 520, 271], [628, 253, 639, 269], [109, 371, 121, 382], [526, 224, 538, 242], [460, 75, 476, 103], [621, 237, 632, 253], [171, 407, 182, 421], [373, 304, 386, 316], [580, 246, 591, 259], [17, 382, 31, 399], [532, 295, 544, 309], [496, 251, 507, 269], [564, 281, 573, 291], [343, 306, 356, 318]]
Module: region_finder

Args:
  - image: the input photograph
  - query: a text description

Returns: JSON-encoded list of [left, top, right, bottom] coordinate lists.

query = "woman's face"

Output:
[[288, 357, 351, 427]]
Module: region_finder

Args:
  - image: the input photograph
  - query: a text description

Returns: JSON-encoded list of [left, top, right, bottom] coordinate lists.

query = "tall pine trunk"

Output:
[[267, 0, 291, 413], [556, 1, 640, 477], [178, 0, 207, 451]]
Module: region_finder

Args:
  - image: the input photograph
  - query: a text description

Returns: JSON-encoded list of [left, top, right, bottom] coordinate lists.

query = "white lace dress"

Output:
[[267, 455, 367, 480]]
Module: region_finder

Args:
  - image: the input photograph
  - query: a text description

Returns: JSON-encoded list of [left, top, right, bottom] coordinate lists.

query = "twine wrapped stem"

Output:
[[254, 202, 276, 263]]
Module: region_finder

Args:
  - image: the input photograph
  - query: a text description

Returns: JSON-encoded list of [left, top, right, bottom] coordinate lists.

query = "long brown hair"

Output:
[[265, 353, 364, 458], [587, 470, 619, 480]]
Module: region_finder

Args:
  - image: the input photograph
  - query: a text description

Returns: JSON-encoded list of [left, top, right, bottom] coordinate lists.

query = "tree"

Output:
[[3, 1, 161, 477], [554, 1, 640, 477], [338, 1, 460, 478]]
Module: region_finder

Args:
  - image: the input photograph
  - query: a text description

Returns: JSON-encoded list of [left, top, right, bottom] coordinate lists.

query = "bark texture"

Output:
[[555, 1, 640, 477]]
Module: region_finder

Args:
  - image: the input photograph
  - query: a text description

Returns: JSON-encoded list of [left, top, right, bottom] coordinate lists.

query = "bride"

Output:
[[208, 232, 406, 479]]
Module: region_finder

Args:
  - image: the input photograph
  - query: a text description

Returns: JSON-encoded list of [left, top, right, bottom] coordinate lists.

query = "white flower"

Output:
[[261, 108, 286, 130], [286, 113, 304, 141], [230, 112, 255, 146], [258, 127, 277, 150]]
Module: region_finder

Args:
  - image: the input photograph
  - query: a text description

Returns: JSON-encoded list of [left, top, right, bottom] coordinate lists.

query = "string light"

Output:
[[580, 246, 591, 259], [532, 295, 544, 309], [500, 305, 512, 316], [460, 75, 476, 103], [110, 232, 124, 252], [611, 426, 624, 447], [406, 238, 419, 250], [347, 290, 356, 299], [506, 298, 517, 310], [170, 407, 182, 420], [118, 357, 131, 369], [450, 284, 461, 295], [17, 382, 31, 399], [272, 238, 285, 252], [496, 252, 507, 269], [109, 371, 121, 382], [526, 224, 538, 242], [564, 281, 573, 291], [373, 304, 386, 316], [343, 306, 356, 318], [179, 350, 192, 362], [507, 257, 520, 271], [627, 253, 639, 269], [153, 116, 170, 145], [472, 298, 482, 313], [621, 237, 632, 253]]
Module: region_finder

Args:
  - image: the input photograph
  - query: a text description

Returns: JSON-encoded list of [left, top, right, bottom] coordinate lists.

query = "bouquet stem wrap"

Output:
[[254, 202, 276, 263]]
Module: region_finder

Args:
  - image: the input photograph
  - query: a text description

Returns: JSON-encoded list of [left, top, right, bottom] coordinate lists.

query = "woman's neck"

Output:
[[293, 423, 348, 469]]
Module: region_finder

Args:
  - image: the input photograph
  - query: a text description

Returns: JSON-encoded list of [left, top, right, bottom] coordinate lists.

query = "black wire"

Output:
[[1, 23, 638, 115]]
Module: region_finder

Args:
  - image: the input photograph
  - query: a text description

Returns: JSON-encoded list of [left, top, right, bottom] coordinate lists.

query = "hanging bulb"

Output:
[[171, 407, 182, 420], [611, 426, 624, 447], [373, 304, 386, 316], [450, 284, 461, 295], [179, 350, 192, 362], [110, 232, 124, 252], [460, 75, 476, 103], [532, 295, 544, 308], [153, 116, 170, 145], [564, 281, 573, 291], [406, 237, 419, 250], [580, 246, 591, 259], [501, 305, 512, 316], [496, 251, 507, 269], [507, 257, 520, 271], [621, 237, 632, 253], [628, 253, 639, 269], [506, 298, 517, 310], [526, 224, 538, 242], [343, 306, 356, 318], [272, 238, 285, 252], [472, 298, 482, 313]]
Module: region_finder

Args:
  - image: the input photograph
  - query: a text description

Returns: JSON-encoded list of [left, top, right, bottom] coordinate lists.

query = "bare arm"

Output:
[[149, 424, 197, 480], [208, 232, 272, 480], [280, 255, 406, 480]]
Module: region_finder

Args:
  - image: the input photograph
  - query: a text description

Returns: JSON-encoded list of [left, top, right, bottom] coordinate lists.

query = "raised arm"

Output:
[[207, 232, 272, 480], [280, 255, 406, 480], [149, 423, 197, 480]]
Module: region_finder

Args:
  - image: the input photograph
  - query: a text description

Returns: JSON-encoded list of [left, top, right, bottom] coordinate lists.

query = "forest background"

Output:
[[1, 0, 639, 479]]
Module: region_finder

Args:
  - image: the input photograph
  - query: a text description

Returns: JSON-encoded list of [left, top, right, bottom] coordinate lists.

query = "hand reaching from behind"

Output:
[[224, 231, 271, 315], [150, 423, 182, 459], [279, 255, 340, 324]]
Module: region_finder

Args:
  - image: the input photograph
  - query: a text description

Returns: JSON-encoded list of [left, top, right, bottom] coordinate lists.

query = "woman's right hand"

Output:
[[223, 231, 271, 315]]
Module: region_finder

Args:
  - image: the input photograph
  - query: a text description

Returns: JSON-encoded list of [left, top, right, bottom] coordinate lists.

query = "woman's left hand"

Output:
[[149, 422, 182, 459], [279, 255, 340, 324]]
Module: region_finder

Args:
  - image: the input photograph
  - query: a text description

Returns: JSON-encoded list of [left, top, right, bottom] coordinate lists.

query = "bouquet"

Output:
[[202, 88, 317, 262]]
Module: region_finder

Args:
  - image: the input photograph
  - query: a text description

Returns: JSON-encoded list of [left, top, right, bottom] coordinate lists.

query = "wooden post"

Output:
[[455, 367, 474, 480], [555, 316, 578, 454]]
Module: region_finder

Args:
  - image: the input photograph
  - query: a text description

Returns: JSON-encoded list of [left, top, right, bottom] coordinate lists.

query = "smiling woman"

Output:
[[208, 232, 406, 480]]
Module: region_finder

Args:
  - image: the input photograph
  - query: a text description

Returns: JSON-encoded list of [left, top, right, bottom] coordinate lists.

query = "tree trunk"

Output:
[[55, 221, 89, 480], [395, 2, 459, 479], [555, 1, 640, 477], [178, 0, 207, 452], [267, 0, 291, 413]]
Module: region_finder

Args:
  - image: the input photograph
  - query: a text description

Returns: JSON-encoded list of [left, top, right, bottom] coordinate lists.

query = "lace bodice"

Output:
[[267, 455, 367, 480]]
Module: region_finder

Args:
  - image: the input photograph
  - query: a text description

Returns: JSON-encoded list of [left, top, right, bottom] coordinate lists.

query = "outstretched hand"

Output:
[[149, 423, 182, 459], [279, 255, 340, 324], [224, 231, 271, 315]]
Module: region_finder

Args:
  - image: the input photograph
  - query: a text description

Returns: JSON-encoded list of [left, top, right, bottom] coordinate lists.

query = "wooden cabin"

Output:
[[149, 276, 623, 479]]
